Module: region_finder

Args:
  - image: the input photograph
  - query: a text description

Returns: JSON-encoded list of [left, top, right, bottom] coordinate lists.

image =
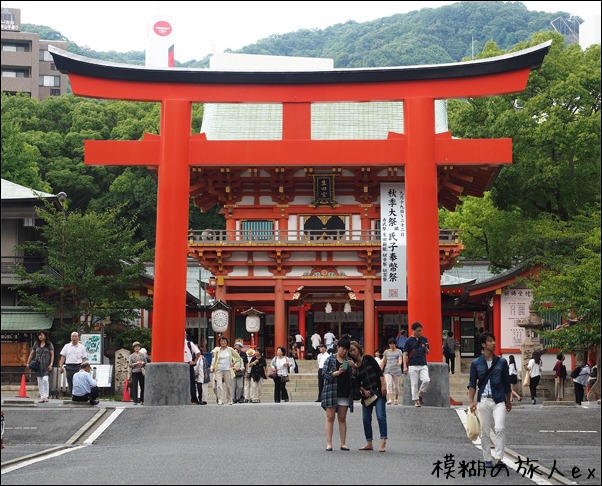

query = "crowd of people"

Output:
[[23, 327, 599, 432]]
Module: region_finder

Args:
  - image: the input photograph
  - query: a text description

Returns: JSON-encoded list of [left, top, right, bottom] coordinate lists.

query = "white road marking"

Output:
[[1, 445, 87, 474], [2, 407, 125, 475], [83, 407, 124, 444], [540, 430, 597, 433]]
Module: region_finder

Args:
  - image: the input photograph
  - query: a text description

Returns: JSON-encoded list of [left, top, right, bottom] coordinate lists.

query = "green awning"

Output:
[[1, 307, 53, 332]]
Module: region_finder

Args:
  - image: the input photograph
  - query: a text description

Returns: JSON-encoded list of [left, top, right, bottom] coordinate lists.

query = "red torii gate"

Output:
[[50, 42, 550, 366]]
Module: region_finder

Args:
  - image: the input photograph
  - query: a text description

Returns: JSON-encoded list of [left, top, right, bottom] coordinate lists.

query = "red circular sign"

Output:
[[153, 21, 172, 37]]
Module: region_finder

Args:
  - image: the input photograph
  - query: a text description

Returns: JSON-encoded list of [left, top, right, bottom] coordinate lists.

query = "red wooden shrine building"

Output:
[[50, 41, 550, 368]]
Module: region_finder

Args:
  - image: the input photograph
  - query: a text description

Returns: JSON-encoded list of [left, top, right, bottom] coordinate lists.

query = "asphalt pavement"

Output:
[[1, 396, 600, 485]]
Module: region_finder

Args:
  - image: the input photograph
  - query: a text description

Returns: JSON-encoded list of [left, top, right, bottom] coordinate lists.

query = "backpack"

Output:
[[570, 366, 583, 379], [443, 340, 455, 358]]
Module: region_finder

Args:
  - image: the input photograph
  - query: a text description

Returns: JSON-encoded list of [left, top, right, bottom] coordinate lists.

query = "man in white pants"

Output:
[[402, 321, 430, 407], [468, 332, 512, 469]]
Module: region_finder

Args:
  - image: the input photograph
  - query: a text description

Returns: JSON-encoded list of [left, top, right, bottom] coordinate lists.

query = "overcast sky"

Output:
[[6, 1, 602, 62]]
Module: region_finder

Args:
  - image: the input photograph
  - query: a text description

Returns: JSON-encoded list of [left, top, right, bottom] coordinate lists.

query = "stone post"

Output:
[[517, 304, 545, 395], [114, 348, 131, 394]]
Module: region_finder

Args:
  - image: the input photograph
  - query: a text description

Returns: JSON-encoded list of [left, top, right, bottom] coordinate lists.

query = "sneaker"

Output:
[[483, 461, 494, 468], [386, 400, 392, 405], [90, 400, 99, 406], [217, 400, 224, 405], [228, 401, 233, 405], [532, 399, 536, 405], [200, 401, 207, 405]]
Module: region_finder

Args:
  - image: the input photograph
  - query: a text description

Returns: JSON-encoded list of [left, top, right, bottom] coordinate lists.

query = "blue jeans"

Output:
[[362, 396, 387, 441]]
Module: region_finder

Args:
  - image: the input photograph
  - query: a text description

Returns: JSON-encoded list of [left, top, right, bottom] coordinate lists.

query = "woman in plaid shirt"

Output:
[[321, 337, 354, 451]]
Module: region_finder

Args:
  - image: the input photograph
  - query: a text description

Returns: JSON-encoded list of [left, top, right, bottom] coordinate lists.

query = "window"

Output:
[[39, 75, 60, 87], [2, 43, 28, 52], [50, 88, 61, 96], [241, 220, 273, 241], [2, 69, 28, 78], [39, 49, 53, 61]]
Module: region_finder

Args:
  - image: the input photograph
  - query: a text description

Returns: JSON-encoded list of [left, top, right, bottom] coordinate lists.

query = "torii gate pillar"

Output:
[[404, 97, 441, 336]]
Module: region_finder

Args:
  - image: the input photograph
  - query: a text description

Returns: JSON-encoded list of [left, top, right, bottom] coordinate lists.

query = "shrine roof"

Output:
[[1, 179, 55, 201], [464, 261, 535, 295], [49, 41, 551, 85]]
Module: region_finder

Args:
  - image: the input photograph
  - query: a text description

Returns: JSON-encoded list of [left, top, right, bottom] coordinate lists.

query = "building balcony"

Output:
[[1, 255, 46, 285], [189, 228, 461, 246]]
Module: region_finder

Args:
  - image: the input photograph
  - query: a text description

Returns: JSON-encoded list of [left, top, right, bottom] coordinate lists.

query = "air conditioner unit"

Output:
[[23, 218, 35, 227]]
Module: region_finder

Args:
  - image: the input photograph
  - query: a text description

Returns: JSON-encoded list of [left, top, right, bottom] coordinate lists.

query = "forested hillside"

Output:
[[22, 1, 577, 67]]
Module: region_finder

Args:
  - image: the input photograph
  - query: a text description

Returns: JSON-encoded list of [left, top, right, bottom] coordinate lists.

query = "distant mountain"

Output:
[[23, 1, 579, 69]]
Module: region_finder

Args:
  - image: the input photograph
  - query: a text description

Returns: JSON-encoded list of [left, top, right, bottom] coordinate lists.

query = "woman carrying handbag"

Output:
[[348, 341, 388, 452]]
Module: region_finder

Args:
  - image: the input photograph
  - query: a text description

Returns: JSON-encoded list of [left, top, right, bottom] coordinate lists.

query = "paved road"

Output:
[[1, 398, 600, 485]]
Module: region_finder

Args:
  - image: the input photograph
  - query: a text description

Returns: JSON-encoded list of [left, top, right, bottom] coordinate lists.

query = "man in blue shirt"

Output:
[[71, 362, 99, 405], [468, 332, 511, 469], [403, 322, 430, 407]]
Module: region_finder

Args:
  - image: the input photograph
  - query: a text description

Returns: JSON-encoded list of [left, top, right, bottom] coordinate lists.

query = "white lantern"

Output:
[[211, 309, 229, 333], [246, 315, 260, 333]]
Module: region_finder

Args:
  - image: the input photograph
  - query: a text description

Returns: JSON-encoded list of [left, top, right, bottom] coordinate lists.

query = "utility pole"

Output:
[[57, 192, 67, 328]]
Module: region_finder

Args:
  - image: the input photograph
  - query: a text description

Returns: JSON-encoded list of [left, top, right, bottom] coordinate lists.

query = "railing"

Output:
[[189, 229, 461, 245], [1, 256, 46, 275]]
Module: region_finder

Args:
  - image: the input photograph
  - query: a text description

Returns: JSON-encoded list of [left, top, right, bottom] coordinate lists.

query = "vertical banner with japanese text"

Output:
[[380, 183, 407, 300], [500, 288, 532, 348]]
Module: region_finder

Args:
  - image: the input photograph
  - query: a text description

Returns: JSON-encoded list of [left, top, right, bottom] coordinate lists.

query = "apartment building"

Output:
[[1, 7, 67, 99]]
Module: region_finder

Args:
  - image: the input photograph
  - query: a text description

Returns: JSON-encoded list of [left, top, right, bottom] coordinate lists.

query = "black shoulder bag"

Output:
[[477, 356, 500, 395]]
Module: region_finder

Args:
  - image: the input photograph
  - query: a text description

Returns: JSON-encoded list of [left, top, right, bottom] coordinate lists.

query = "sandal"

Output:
[[393, 400, 399, 405], [415, 400, 421, 407], [386, 400, 392, 405]]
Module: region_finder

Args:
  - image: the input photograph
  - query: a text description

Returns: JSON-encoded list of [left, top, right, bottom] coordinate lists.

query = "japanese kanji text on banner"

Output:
[[380, 183, 407, 300]]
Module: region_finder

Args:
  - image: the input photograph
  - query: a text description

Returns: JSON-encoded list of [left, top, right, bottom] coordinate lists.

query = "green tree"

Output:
[[535, 210, 601, 352], [442, 33, 601, 352], [13, 200, 153, 330]]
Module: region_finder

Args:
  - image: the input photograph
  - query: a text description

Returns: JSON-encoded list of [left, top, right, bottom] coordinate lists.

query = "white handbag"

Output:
[[362, 393, 378, 407], [466, 410, 480, 441]]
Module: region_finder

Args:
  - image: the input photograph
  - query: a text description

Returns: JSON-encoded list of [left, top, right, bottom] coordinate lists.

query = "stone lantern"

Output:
[[516, 303, 546, 376]]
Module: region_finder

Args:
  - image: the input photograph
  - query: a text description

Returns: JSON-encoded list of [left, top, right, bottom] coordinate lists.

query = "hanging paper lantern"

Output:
[[325, 302, 332, 314], [211, 308, 229, 333], [246, 315, 260, 333]]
